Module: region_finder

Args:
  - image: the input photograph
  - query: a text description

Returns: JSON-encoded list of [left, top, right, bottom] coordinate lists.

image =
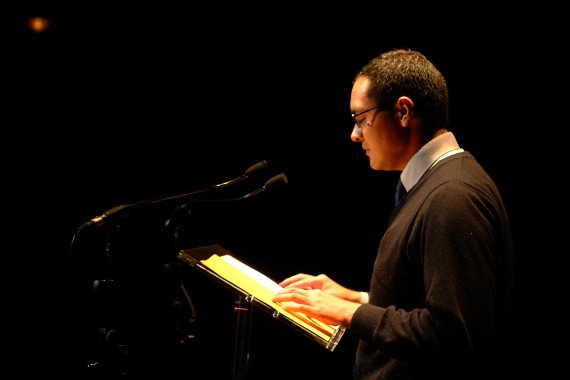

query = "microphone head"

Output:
[[245, 160, 270, 178], [263, 173, 288, 191]]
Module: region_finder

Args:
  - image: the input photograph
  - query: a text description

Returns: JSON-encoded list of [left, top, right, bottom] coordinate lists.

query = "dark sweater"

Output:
[[351, 152, 514, 380]]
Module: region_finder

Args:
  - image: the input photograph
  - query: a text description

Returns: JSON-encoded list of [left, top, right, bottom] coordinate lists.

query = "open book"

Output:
[[177, 244, 345, 351]]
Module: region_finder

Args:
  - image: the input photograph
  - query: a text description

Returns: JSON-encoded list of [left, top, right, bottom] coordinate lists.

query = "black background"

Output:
[[7, 4, 561, 379]]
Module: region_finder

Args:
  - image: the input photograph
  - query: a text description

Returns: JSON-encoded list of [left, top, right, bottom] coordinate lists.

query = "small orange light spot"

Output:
[[28, 17, 51, 33]]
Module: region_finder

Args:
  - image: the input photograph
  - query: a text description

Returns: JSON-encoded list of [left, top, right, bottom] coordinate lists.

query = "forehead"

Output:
[[351, 76, 373, 108]]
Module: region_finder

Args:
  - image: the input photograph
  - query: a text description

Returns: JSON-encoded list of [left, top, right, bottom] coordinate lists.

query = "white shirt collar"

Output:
[[399, 131, 463, 192]]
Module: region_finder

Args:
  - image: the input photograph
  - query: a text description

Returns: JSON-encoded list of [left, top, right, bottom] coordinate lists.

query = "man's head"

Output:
[[350, 49, 450, 171]]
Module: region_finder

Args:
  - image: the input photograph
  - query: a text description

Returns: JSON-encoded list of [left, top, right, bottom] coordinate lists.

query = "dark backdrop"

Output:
[[7, 4, 561, 379]]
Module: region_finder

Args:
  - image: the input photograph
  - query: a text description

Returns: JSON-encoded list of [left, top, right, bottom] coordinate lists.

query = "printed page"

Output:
[[201, 254, 336, 340], [221, 255, 283, 294]]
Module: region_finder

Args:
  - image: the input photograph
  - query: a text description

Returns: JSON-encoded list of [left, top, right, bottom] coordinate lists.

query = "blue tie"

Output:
[[395, 178, 407, 206]]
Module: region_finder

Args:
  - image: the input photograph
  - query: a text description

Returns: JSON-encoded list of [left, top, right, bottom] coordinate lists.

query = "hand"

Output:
[[272, 273, 362, 327], [278, 273, 362, 302], [272, 287, 360, 327]]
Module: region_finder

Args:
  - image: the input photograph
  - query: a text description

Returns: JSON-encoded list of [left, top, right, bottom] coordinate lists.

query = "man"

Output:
[[272, 49, 514, 379]]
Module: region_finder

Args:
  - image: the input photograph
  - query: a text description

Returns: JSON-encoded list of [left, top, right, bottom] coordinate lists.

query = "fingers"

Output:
[[273, 287, 308, 305], [278, 273, 313, 288], [272, 288, 343, 326]]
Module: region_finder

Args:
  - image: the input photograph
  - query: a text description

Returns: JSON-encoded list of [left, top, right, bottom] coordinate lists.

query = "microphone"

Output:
[[77, 160, 272, 231], [198, 172, 288, 202], [163, 173, 288, 239]]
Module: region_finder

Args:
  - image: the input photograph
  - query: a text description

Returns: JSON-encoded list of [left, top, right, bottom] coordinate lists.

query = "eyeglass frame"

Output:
[[351, 105, 381, 129]]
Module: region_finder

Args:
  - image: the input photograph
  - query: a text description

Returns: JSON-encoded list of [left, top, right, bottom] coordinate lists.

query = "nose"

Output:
[[351, 125, 363, 142]]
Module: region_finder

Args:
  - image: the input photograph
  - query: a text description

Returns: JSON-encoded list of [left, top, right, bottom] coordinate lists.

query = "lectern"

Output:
[[178, 244, 346, 379]]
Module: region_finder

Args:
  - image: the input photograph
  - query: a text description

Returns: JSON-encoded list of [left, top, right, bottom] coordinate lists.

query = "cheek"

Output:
[[363, 127, 381, 150]]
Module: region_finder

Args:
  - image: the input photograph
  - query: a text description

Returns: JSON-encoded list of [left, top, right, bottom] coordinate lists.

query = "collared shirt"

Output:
[[399, 131, 464, 192]]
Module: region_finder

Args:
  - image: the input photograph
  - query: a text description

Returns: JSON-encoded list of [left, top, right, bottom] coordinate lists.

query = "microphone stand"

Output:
[[72, 161, 274, 378]]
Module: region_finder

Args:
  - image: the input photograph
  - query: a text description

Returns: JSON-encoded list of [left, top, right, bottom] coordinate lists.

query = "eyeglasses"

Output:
[[351, 106, 381, 128]]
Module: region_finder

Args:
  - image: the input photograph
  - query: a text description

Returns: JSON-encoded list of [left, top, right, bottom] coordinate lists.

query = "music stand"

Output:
[[177, 244, 346, 379]]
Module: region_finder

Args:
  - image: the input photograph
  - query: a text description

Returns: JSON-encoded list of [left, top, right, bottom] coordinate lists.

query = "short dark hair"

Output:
[[356, 49, 450, 133]]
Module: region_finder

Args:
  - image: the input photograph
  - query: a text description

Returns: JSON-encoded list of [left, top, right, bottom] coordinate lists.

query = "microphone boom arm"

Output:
[[77, 160, 271, 231]]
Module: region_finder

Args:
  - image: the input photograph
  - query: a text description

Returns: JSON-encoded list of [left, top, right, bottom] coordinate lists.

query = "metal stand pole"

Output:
[[231, 295, 253, 380], [87, 227, 130, 377]]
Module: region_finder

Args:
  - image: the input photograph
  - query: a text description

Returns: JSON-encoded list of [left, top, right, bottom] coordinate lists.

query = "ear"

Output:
[[397, 96, 413, 127]]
